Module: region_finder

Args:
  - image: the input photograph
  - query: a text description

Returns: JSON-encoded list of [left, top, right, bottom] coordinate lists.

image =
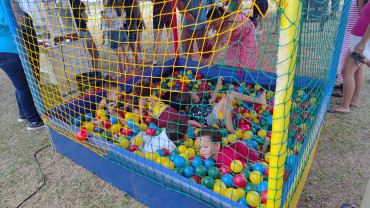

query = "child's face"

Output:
[[192, 93, 200, 103], [197, 136, 220, 160], [108, 87, 122, 101]]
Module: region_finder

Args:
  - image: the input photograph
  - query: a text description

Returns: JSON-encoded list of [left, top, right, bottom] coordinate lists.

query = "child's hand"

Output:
[[109, 107, 117, 116]]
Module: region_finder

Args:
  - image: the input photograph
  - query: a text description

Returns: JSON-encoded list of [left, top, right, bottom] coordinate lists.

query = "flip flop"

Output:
[[333, 83, 343, 90], [327, 106, 350, 113], [332, 91, 343, 97]]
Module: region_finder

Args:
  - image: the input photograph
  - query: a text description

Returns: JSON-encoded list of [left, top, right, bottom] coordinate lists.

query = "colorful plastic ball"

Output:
[[236, 188, 246, 198], [145, 152, 159, 161], [94, 126, 103, 133], [174, 156, 186, 168], [162, 160, 175, 170], [224, 188, 239, 201], [220, 165, 232, 175], [118, 136, 130, 149], [208, 166, 220, 180], [183, 166, 195, 178], [261, 189, 268, 204], [253, 163, 266, 174], [133, 125, 140, 134], [148, 123, 158, 130], [85, 122, 94, 132], [171, 149, 180, 156], [202, 176, 215, 189], [97, 109, 106, 118], [195, 165, 208, 177], [160, 148, 169, 156], [213, 181, 226, 195], [230, 160, 243, 173], [126, 119, 135, 129], [178, 145, 187, 153], [120, 127, 132, 136], [169, 153, 178, 162], [179, 153, 189, 160], [246, 191, 261, 207], [286, 155, 296, 168], [240, 169, 251, 181], [204, 158, 216, 168], [76, 130, 88, 141], [192, 157, 203, 167], [190, 175, 201, 184], [85, 113, 93, 122], [129, 145, 138, 152], [244, 183, 258, 193], [221, 174, 234, 188], [249, 140, 258, 150], [250, 171, 263, 185], [227, 134, 237, 143], [237, 197, 248, 206], [111, 124, 121, 133], [109, 116, 118, 124], [257, 181, 268, 194], [74, 118, 82, 127], [174, 167, 184, 176], [146, 128, 156, 136], [154, 149, 165, 157], [233, 174, 247, 188]]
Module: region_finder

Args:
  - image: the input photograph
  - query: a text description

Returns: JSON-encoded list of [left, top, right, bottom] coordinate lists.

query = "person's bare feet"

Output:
[[350, 101, 360, 107], [327, 105, 350, 113]]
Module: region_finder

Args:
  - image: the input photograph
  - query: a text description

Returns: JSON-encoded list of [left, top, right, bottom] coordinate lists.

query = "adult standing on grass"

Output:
[[0, 1, 44, 130], [177, 0, 220, 61], [329, 2, 370, 113]]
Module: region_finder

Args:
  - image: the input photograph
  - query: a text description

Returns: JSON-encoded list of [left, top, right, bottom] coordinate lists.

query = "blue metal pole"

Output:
[[0, 0, 45, 115]]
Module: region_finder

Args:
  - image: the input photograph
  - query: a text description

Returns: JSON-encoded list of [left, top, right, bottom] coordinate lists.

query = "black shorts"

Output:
[[253, 0, 268, 17], [153, 3, 172, 29]]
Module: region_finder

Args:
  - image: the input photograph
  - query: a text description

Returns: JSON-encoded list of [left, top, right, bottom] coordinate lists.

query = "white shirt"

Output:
[[136, 130, 177, 153], [104, 7, 126, 30]]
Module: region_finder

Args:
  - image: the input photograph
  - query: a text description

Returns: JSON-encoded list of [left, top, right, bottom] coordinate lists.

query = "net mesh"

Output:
[[1, 0, 347, 206]]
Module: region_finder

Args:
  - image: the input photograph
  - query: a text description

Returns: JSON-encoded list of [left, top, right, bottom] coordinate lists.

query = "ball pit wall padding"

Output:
[[46, 58, 326, 207]]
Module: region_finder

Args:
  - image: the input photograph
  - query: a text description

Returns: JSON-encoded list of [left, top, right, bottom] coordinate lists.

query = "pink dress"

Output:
[[223, 14, 258, 70], [215, 141, 261, 168]]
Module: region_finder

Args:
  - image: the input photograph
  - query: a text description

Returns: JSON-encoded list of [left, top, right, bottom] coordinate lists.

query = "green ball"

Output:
[[208, 166, 221, 180], [262, 110, 270, 118], [171, 149, 180, 156], [288, 130, 295, 139], [201, 176, 215, 189], [246, 162, 254, 171], [174, 168, 184, 176], [240, 169, 251, 181], [207, 84, 212, 89], [101, 131, 111, 138], [255, 136, 265, 145], [184, 158, 191, 167], [195, 165, 208, 178], [244, 183, 258, 193], [211, 85, 216, 90], [190, 178, 198, 183], [197, 80, 202, 85], [79, 115, 86, 122], [161, 82, 168, 88], [203, 93, 211, 100], [187, 83, 194, 89]]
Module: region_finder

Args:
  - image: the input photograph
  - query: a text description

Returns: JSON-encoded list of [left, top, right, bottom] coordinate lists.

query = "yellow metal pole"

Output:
[[267, 0, 301, 207]]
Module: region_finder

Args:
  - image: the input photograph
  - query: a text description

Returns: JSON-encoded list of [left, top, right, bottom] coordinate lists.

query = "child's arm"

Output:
[[189, 120, 205, 128], [261, 137, 270, 154], [207, 76, 224, 104], [96, 99, 106, 110], [138, 98, 146, 124]]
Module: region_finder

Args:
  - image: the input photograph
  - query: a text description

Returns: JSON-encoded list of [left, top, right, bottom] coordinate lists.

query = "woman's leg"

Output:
[[113, 48, 125, 75], [338, 51, 359, 110], [350, 63, 365, 107], [181, 27, 194, 61]]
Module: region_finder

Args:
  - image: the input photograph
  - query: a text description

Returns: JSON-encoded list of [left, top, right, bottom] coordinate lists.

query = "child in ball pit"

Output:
[[134, 119, 189, 153], [93, 81, 135, 127], [175, 76, 267, 134], [196, 126, 270, 168], [133, 79, 203, 128]]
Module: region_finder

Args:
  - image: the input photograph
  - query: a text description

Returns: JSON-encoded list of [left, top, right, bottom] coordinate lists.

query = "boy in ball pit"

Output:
[[175, 76, 267, 134], [133, 119, 189, 153], [196, 126, 270, 168], [133, 79, 203, 128], [93, 81, 136, 127]]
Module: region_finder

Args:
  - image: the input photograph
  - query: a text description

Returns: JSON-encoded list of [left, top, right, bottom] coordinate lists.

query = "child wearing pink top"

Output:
[[196, 126, 270, 168], [349, 2, 370, 60], [202, 7, 258, 70]]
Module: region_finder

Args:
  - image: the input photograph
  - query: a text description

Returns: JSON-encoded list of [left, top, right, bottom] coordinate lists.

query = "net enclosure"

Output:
[[1, 0, 349, 207]]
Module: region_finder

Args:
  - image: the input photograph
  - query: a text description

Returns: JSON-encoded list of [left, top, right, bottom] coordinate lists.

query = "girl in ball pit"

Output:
[[196, 126, 270, 168]]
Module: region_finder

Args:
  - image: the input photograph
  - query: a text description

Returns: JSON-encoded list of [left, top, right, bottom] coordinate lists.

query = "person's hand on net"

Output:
[[185, 12, 195, 23]]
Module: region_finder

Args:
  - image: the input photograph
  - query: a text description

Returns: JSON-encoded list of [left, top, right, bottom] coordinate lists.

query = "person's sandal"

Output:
[[332, 90, 343, 97], [333, 83, 343, 90]]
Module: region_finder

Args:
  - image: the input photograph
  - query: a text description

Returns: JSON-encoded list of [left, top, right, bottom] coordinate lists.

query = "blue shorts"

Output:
[[108, 28, 128, 50]]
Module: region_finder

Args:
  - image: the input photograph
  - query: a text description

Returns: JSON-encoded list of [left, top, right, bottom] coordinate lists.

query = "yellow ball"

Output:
[[228, 134, 237, 144], [194, 128, 200, 135], [132, 136, 143, 146], [133, 115, 140, 122], [218, 112, 224, 120], [145, 152, 159, 161], [194, 84, 200, 89], [187, 70, 193, 75], [139, 123, 148, 131], [257, 130, 267, 138], [178, 145, 187, 153], [235, 130, 244, 139], [100, 116, 108, 121], [250, 171, 263, 184], [250, 111, 258, 120], [224, 188, 239, 201], [222, 137, 229, 146], [85, 122, 94, 132], [186, 148, 195, 157], [250, 93, 256, 97], [264, 152, 271, 163], [215, 179, 222, 184], [213, 182, 227, 195], [243, 131, 253, 140], [179, 153, 189, 159], [236, 188, 246, 198], [253, 118, 260, 125], [97, 109, 106, 118], [230, 160, 243, 173], [111, 124, 121, 133], [242, 112, 249, 118], [125, 113, 133, 120], [310, 97, 317, 107], [184, 138, 193, 147], [261, 105, 267, 110], [162, 160, 175, 170], [133, 150, 144, 157], [298, 90, 305, 97], [118, 138, 130, 149], [246, 191, 261, 207], [193, 139, 199, 148]]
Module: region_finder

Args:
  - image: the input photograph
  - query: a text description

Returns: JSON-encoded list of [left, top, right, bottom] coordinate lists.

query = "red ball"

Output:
[[239, 125, 251, 132], [189, 157, 195, 164], [182, 82, 188, 88], [302, 102, 310, 109], [291, 113, 299, 121], [257, 115, 262, 120], [153, 82, 159, 87], [174, 79, 180, 83], [190, 175, 201, 184], [173, 71, 180, 76], [242, 108, 249, 114], [118, 111, 125, 118], [309, 92, 314, 98], [201, 155, 207, 160], [80, 127, 87, 131], [233, 108, 240, 114], [302, 111, 310, 120], [129, 145, 138, 152], [245, 117, 252, 125], [261, 189, 268, 204], [145, 117, 156, 125], [103, 120, 112, 128], [196, 73, 203, 79], [254, 104, 262, 113], [265, 167, 269, 177], [234, 85, 240, 91], [295, 132, 304, 142], [215, 98, 221, 103], [197, 93, 203, 99], [269, 100, 274, 106], [219, 165, 232, 175], [121, 128, 132, 136], [161, 148, 170, 157], [76, 130, 88, 141], [267, 132, 272, 138], [246, 84, 253, 89], [233, 174, 247, 188], [146, 128, 156, 136], [201, 80, 206, 84], [238, 119, 246, 126]]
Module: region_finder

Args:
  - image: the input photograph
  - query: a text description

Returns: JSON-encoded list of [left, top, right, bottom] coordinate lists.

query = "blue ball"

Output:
[[249, 140, 258, 150], [133, 125, 140, 134], [154, 89, 158, 97], [88, 133, 93, 138], [269, 97, 275, 101], [176, 83, 181, 87], [170, 154, 178, 162], [188, 74, 194, 80], [301, 93, 309, 100], [192, 157, 203, 167], [237, 197, 249, 206], [156, 149, 165, 157], [259, 117, 266, 123], [287, 139, 294, 147], [253, 163, 266, 174], [183, 166, 195, 178], [74, 118, 81, 127], [180, 111, 187, 116], [109, 116, 118, 124], [237, 87, 244, 93], [85, 113, 92, 122], [174, 87, 180, 91], [127, 119, 136, 129], [105, 108, 110, 115], [230, 88, 235, 91], [221, 174, 234, 188], [94, 126, 103, 133], [149, 123, 158, 131], [257, 181, 268, 194], [179, 69, 185, 75], [286, 155, 296, 168], [234, 115, 240, 121], [174, 156, 186, 168], [268, 115, 273, 126], [204, 158, 216, 169], [256, 92, 262, 97]]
